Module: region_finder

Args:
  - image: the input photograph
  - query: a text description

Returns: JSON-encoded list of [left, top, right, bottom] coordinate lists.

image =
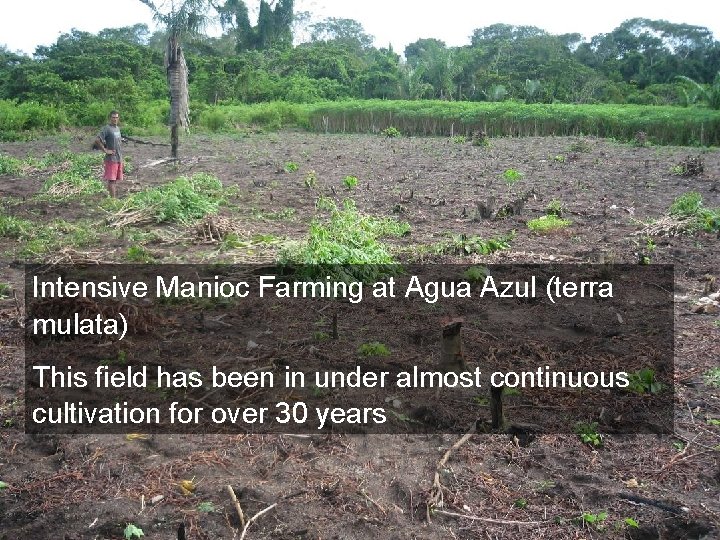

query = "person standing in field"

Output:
[[95, 110, 124, 198]]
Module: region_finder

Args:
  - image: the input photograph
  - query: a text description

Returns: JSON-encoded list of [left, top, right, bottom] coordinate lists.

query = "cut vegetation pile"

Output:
[[109, 173, 225, 227], [279, 197, 410, 280]]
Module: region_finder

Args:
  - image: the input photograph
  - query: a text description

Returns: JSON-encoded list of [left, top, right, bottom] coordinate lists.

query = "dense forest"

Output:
[[1, 0, 720, 137]]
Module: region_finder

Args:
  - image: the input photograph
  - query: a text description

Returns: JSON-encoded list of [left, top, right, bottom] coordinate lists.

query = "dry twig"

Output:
[[433, 509, 545, 526], [426, 421, 477, 521], [239, 503, 277, 540]]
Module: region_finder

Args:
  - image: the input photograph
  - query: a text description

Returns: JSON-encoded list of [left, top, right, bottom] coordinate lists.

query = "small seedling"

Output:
[[463, 266, 488, 283], [304, 170, 317, 188], [390, 410, 420, 423], [358, 341, 390, 357], [313, 331, 330, 342], [645, 237, 656, 252], [546, 199, 563, 217], [574, 421, 602, 447], [284, 161, 299, 173], [434, 233, 513, 256], [707, 418, 720, 426], [0, 481, 8, 489], [452, 135, 467, 144], [514, 498, 528, 509], [533, 480, 556, 492], [553, 154, 566, 162], [0, 282, 10, 299], [626, 368, 663, 394], [471, 130, 490, 147], [197, 501, 216, 513], [381, 126, 401, 138], [577, 511, 608, 529], [343, 175, 358, 190], [670, 165, 685, 175], [672, 441, 685, 451], [622, 517, 639, 529], [501, 168, 523, 186], [124, 523, 144, 539], [569, 140, 592, 153]]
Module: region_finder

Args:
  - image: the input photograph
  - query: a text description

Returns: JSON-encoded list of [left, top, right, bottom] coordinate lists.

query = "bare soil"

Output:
[[0, 131, 719, 539]]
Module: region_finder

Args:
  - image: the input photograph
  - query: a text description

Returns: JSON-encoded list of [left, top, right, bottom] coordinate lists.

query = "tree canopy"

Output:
[[2, 4, 719, 126]]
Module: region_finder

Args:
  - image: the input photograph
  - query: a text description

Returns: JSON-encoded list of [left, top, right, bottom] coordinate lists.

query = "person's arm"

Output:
[[95, 130, 114, 156]]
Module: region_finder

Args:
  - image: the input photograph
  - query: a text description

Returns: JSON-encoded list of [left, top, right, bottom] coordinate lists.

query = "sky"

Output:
[[1, 0, 719, 56]]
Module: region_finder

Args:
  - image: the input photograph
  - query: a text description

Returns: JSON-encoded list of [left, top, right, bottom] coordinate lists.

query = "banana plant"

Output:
[[676, 71, 720, 110]]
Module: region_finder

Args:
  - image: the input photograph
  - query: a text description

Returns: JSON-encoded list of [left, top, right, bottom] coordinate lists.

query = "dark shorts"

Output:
[[103, 161, 124, 181]]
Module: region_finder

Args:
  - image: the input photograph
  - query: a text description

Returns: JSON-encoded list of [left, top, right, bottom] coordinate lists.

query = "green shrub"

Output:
[[668, 192, 720, 233], [199, 109, 228, 132], [381, 126, 401, 138], [669, 192, 703, 217]]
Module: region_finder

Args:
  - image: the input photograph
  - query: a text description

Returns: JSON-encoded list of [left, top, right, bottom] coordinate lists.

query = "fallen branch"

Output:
[[142, 157, 178, 168], [125, 136, 170, 147], [359, 489, 386, 515], [239, 503, 277, 540], [225, 485, 246, 528], [433, 509, 545, 526]]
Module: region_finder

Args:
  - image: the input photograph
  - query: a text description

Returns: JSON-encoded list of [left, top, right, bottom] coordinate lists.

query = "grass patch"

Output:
[[18, 219, 101, 259], [704, 367, 720, 388], [527, 215, 572, 233], [358, 342, 390, 357], [0, 213, 34, 239], [126, 245, 155, 263]]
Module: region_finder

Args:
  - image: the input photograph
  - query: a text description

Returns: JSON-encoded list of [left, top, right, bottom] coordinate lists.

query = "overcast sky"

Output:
[[1, 0, 719, 56]]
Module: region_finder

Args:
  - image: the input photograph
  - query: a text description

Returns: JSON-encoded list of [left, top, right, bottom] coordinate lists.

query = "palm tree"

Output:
[[139, 0, 213, 157]]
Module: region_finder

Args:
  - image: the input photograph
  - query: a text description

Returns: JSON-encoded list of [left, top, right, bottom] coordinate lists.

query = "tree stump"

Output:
[[439, 319, 467, 373]]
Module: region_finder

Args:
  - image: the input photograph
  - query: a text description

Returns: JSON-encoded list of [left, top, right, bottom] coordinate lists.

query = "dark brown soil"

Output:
[[1, 131, 719, 539]]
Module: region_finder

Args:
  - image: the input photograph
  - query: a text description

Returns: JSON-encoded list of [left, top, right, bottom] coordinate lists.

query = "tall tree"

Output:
[[218, 0, 294, 51], [138, 0, 213, 157], [310, 17, 374, 50]]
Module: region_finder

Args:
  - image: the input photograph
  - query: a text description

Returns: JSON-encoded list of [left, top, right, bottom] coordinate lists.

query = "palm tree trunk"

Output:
[[166, 35, 189, 159]]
